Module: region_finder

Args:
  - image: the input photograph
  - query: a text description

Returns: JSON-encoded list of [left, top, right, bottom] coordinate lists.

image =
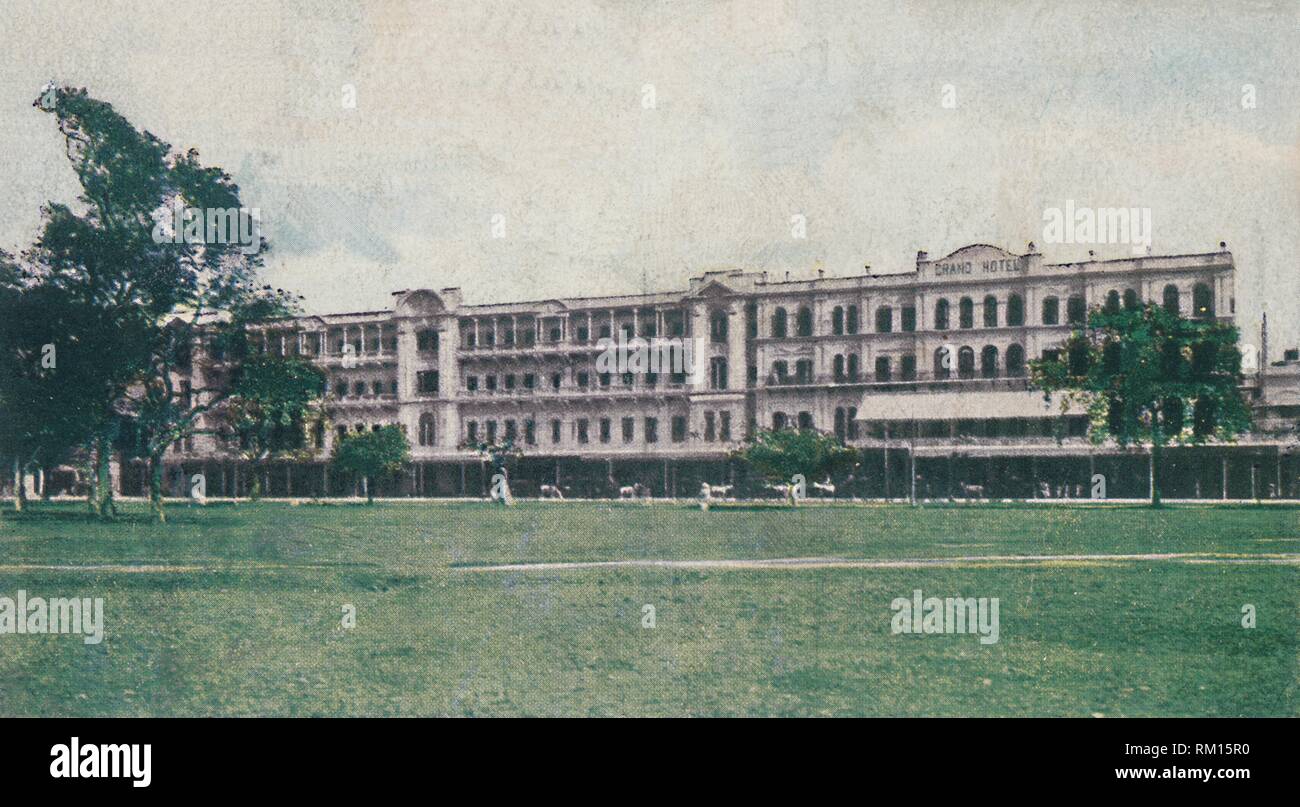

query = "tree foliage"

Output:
[[330, 426, 410, 503], [1030, 302, 1251, 504], [731, 427, 856, 504]]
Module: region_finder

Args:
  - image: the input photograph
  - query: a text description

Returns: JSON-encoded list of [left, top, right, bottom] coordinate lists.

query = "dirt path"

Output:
[[457, 552, 1300, 573]]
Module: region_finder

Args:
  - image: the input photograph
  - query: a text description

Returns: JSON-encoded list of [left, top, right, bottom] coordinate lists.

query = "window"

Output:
[[485, 374, 497, 391], [1163, 284, 1180, 314], [353, 381, 366, 396], [466, 421, 478, 443], [1042, 296, 1060, 325], [523, 373, 535, 390], [577, 419, 589, 444], [390, 380, 398, 395], [935, 298, 950, 330], [417, 371, 439, 395], [847, 305, 859, 334], [622, 417, 635, 443], [875, 306, 893, 333], [486, 421, 497, 443], [335, 379, 347, 399], [847, 353, 860, 381], [418, 414, 436, 446], [577, 371, 589, 388], [835, 407, 847, 441], [504, 374, 516, 391], [981, 345, 999, 378], [466, 375, 478, 392], [983, 295, 998, 327], [1123, 289, 1139, 311], [671, 416, 687, 442], [551, 419, 562, 443], [1104, 290, 1121, 314], [959, 297, 974, 329], [795, 359, 813, 384], [901, 306, 916, 332], [847, 407, 859, 440], [504, 420, 517, 442], [416, 329, 438, 352], [525, 419, 536, 445], [875, 356, 891, 382], [710, 310, 728, 343], [1193, 283, 1214, 318], [577, 325, 589, 342], [551, 372, 562, 390], [599, 418, 611, 443], [832, 306, 844, 335], [1006, 344, 1026, 377], [1007, 294, 1024, 326], [644, 417, 658, 443], [797, 411, 813, 430], [719, 411, 731, 441], [709, 357, 728, 390], [772, 307, 788, 338], [371, 380, 383, 396], [704, 411, 716, 441], [772, 412, 788, 430], [901, 354, 916, 381], [772, 360, 789, 384], [833, 354, 845, 381], [958, 346, 975, 379], [796, 307, 813, 337], [1067, 295, 1086, 325]]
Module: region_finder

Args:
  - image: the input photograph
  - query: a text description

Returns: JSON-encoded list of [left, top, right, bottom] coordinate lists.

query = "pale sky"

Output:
[[1, 0, 1297, 351]]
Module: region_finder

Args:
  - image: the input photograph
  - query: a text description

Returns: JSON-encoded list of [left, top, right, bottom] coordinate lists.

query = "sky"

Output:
[[1, 0, 1297, 351]]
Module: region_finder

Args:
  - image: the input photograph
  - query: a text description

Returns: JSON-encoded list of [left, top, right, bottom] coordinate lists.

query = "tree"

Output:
[[220, 354, 327, 500], [30, 85, 298, 521], [331, 426, 410, 504], [1031, 302, 1251, 506], [732, 427, 856, 505]]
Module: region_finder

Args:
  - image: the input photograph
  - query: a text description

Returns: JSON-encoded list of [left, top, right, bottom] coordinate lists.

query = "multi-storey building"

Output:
[[131, 241, 1300, 500]]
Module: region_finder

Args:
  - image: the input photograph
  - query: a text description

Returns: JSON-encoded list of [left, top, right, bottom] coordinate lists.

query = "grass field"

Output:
[[0, 500, 1296, 716]]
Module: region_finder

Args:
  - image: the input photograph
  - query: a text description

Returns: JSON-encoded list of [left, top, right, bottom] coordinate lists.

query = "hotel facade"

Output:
[[129, 242, 1300, 500]]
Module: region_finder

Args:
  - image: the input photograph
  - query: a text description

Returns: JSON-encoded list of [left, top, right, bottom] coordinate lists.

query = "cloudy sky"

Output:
[[1, 0, 1296, 349]]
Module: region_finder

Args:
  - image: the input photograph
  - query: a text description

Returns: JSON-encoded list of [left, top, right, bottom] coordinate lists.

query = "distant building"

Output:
[[127, 242, 1298, 499]]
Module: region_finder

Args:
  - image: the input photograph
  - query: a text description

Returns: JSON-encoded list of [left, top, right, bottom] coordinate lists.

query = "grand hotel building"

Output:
[[135, 242, 1299, 500]]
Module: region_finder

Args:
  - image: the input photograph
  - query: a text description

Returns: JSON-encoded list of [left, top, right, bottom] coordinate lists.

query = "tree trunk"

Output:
[[91, 432, 116, 520], [364, 476, 372, 504], [12, 456, 24, 513], [1149, 443, 1163, 507], [148, 454, 166, 523], [248, 461, 263, 501]]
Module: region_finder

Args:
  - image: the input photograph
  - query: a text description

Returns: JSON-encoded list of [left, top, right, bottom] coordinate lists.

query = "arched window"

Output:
[[847, 353, 860, 381], [875, 356, 892, 382], [710, 309, 728, 342], [957, 346, 975, 380], [1007, 294, 1024, 326], [980, 345, 999, 378], [1123, 288, 1139, 311], [983, 295, 998, 327], [1193, 283, 1214, 319], [833, 354, 845, 380], [1104, 290, 1120, 313], [934, 346, 951, 379], [832, 306, 844, 335], [935, 298, 950, 330], [834, 407, 847, 441], [418, 413, 436, 447], [846, 305, 859, 334], [959, 297, 974, 329], [772, 307, 788, 338], [1042, 296, 1060, 325], [1006, 344, 1026, 377], [796, 306, 813, 337], [1067, 295, 1086, 325], [875, 306, 893, 333], [772, 412, 788, 430], [1163, 284, 1180, 315]]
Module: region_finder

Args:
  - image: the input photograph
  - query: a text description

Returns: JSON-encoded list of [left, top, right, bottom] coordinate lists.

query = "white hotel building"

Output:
[[137, 242, 1300, 500]]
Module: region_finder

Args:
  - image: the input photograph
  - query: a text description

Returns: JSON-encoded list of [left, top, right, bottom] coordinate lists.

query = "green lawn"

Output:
[[0, 500, 1296, 716]]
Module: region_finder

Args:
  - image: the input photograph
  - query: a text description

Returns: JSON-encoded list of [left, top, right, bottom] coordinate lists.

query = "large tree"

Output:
[[732, 427, 856, 506], [220, 354, 327, 500], [1031, 301, 1251, 505], [331, 426, 410, 504], [30, 85, 298, 521]]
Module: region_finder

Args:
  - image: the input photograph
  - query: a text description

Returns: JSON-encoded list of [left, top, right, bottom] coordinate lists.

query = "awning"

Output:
[[855, 389, 1085, 421]]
